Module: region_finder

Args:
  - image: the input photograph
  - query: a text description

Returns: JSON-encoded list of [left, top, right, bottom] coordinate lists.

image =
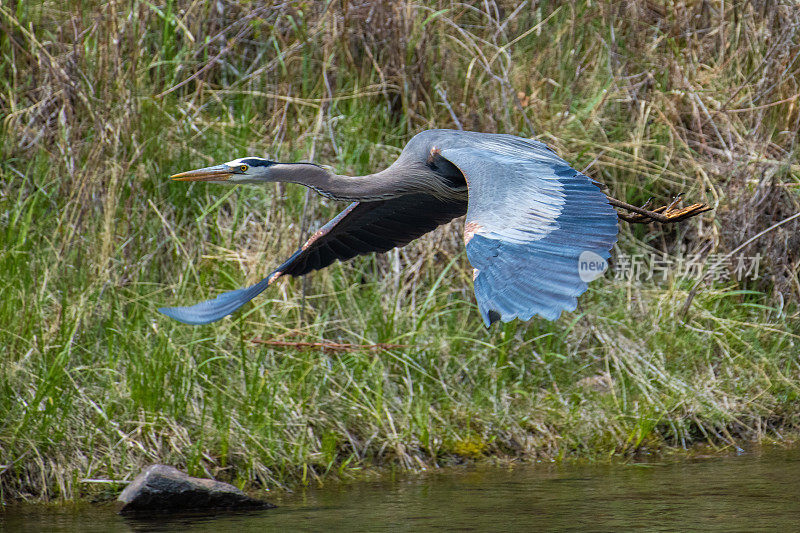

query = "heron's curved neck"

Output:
[[271, 163, 430, 202]]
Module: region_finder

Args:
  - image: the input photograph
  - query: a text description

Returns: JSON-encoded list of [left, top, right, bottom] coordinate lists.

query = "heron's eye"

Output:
[[240, 164, 248, 172]]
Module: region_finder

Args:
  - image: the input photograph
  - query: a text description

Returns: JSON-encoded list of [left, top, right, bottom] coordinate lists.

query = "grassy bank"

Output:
[[1, 1, 799, 502]]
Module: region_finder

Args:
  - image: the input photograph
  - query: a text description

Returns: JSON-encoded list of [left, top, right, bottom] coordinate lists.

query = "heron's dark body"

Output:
[[159, 130, 619, 326]]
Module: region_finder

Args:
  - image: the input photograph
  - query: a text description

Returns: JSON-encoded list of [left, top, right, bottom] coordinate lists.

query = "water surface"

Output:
[[4, 449, 799, 531]]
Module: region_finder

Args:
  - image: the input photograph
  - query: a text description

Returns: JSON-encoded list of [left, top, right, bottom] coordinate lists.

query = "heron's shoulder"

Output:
[[406, 129, 554, 155]]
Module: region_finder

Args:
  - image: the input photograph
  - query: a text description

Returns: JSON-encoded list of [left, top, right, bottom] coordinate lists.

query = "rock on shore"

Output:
[[117, 464, 274, 514]]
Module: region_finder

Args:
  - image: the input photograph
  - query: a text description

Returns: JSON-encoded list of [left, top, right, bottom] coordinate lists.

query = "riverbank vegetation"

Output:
[[1, 0, 799, 501]]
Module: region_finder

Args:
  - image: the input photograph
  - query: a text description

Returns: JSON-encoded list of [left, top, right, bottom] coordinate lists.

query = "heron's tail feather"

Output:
[[158, 276, 274, 325]]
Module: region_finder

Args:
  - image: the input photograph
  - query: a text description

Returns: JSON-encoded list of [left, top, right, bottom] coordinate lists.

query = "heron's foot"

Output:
[[609, 196, 712, 224]]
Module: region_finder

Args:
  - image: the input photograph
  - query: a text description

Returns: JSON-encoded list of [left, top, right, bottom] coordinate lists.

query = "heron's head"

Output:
[[170, 157, 278, 184]]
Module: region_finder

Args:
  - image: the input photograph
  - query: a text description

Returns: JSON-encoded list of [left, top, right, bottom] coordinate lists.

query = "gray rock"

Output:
[[117, 464, 274, 514]]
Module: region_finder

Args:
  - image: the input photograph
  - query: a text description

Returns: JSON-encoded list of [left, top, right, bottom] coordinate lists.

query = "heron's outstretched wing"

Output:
[[434, 131, 618, 326], [159, 194, 466, 324]]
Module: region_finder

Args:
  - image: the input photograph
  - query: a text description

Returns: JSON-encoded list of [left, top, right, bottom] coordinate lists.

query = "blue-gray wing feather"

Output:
[[158, 276, 275, 325], [427, 130, 617, 325]]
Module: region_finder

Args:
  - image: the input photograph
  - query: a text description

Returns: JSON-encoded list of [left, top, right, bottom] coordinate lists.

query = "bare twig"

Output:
[[252, 337, 409, 352], [435, 84, 463, 130], [80, 479, 130, 485], [681, 210, 800, 316]]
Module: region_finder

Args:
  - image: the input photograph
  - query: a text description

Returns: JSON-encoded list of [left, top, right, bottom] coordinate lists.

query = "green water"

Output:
[[4, 449, 800, 531]]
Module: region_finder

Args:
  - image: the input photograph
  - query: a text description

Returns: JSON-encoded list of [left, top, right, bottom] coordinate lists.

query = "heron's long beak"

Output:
[[171, 164, 233, 182]]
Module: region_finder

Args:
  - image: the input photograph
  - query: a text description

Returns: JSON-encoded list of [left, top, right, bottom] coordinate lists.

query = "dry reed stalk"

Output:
[[251, 337, 409, 352]]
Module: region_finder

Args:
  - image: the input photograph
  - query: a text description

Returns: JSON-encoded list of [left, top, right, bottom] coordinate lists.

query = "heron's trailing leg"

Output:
[[608, 194, 712, 224]]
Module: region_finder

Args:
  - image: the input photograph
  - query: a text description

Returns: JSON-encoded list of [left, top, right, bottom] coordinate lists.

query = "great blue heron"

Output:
[[159, 129, 709, 326]]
